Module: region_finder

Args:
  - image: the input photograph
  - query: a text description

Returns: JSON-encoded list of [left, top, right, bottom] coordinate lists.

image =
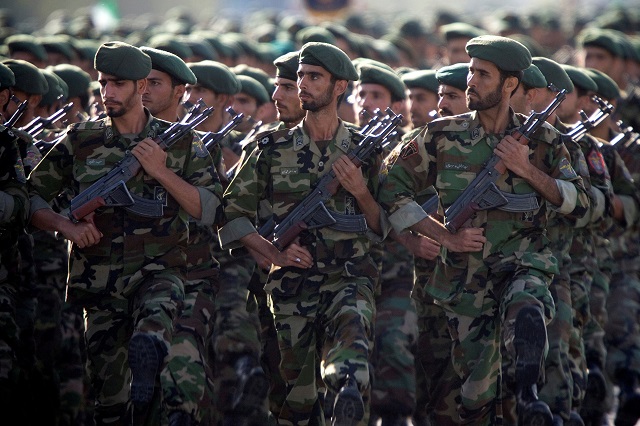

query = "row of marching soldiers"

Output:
[[1, 27, 640, 426]]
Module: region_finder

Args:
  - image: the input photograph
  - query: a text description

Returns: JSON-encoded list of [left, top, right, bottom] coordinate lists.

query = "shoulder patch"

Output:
[[400, 140, 419, 160], [192, 136, 209, 158], [558, 157, 578, 179], [257, 128, 294, 148]]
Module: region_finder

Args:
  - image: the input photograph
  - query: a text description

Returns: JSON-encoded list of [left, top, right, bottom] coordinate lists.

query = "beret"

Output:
[[41, 36, 75, 61], [296, 26, 337, 46], [148, 34, 193, 60], [584, 68, 620, 100], [182, 37, 218, 61], [40, 68, 66, 106], [436, 62, 469, 91], [521, 64, 547, 89], [50, 63, 92, 99], [352, 57, 394, 73], [357, 63, 406, 100], [561, 64, 598, 93], [466, 35, 532, 71], [0, 62, 15, 89], [2, 59, 48, 95], [274, 50, 300, 81], [440, 22, 485, 41], [508, 34, 548, 57], [236, 74, 271, 105], [531, 57, 573, 93], [140, 46, 196, 85], [94, 41, 152, 80], [74, 39, 101, 61], [397, 19, 428, 38], [578, 28, 624, 57], [5, 34, 47, 62], [401, 69, 439, 93], [190, 31, 235, 59], [187, 60, 240, 94], [299, 42, 358, 81], [233, 64, 274, 96]]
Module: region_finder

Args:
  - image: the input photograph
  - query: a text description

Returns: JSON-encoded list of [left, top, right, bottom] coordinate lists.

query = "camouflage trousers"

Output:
[[160, 274, 216, 424], [442, 267, 554, 426], [271, 273, 375, 426], [83, 275, 184, 424], [605, 271, 640, 381], [568, 270, 591, 410]]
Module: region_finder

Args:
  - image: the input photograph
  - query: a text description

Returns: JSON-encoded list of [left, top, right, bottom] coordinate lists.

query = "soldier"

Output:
[[376, 35, 589, 426], [219, 41, 388, 426], [438, 22, 485, 65], [436, 62, 472, 117], [4, 34, 47, 68], [2, 59, 48, 128], [400, 70, 440, 129], [232, 74, 271, 133], [140, 46, 218, 426], [50, 64, 93, 124], [27, 41, 224, 425]]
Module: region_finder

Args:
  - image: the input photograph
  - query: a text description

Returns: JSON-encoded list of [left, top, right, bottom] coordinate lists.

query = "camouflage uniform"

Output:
[[220, 121, 386, 425], [377, 111, 589, 425], [28, 113, 223, 424]]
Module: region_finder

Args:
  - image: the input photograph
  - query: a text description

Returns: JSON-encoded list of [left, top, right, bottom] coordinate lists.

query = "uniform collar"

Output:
[[292, 119, 352, 155], [103, 108, 160, 145]]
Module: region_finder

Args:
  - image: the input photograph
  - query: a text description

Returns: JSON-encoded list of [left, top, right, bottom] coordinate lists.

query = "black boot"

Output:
[[514, 305, 553, 426], [332, 375, 364, 426], [128, 333, 165, 424], [168, 410, 194, 426], [231, 355, 269, 414], [579, 363, 607, 425], [615, 370, 640, 426]]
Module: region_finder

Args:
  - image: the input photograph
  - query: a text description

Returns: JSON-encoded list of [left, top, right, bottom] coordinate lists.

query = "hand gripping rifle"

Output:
[[68, 105, 214, 223], [565, 96, 614, 142], [443, 89, 567, 233], [259, 108, 403, 251]]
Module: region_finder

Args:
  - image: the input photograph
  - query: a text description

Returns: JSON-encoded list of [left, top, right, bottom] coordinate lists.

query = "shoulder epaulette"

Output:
[[256, 127, 295, 148], [426, 113, 473, 132]]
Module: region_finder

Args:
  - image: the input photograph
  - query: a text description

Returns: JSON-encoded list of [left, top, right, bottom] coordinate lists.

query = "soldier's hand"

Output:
[[407, 233, 441, 260], [443, 227, 485, 252], [275, 242, 313, 269], [248, 246, 273, 271], [333, 155, 367, 197], [61, 213, 102, 248], [495, 134, 532, 178], [131, 138, 168, 180]]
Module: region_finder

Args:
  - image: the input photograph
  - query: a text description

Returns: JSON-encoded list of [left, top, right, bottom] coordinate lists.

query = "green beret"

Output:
[[2, 59, 48, 95], [561, 64, 598, 93], [50, 64, 91, 99], [5, 34, 47, 62], [296, 26, 337, 46], [357, 63, 406, 100], [40, 68, 65, 106], [352, 57, 394, 73], [182, 37, 218, 61], [41, 36, 75, 61], [584, 68, 620, 100], [508, 34, 548, 57], [578, 28, 623, 57], [531, 57, 573, 93], [94, 41, 151, 80], [0, 62, 15, 89], [466, 35, 531, 72], [521, 64, 547, 89], [274, 50, 300, 81], [299, 42, 358, 81], [401, 69, 439, 93], [74, 39, 101, 61], [440, 22, 485, 41], [397, 18, 428, 38], [140, 46, 196, 85], [436, 63, 469, 91], [232, 65, 274, 96], [148, 34, 193, 60], [236, 74, 270, 105], [187, 60, 240, 94]]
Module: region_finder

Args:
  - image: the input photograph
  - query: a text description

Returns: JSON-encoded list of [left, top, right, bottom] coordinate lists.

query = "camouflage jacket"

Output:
[[219, 119, 387, 291], [28, 112, 223, 300], [377, 110, 589, 313]]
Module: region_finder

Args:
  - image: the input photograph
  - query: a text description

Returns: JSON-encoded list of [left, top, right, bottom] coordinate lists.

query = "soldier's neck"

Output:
[[112, 106, 147, 135], [303, 108, 340, 141], [477, 102, 511, 135]]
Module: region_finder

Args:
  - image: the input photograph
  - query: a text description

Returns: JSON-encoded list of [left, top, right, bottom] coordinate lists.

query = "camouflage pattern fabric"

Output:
[[377, 110, 589, 424]]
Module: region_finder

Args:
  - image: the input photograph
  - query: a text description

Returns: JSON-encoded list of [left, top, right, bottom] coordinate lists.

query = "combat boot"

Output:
[[514, 305, 553, 426], [579, 362, 607, 425], [231, 354, 269, 414], [614, 370, 640, 426], [332, 375, 364, 426], [168, 410, 194, 426], [129, 333, 166, 424]]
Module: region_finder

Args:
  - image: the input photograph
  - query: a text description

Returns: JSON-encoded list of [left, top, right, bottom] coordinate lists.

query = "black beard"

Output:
[[467, 86, 503, 111]]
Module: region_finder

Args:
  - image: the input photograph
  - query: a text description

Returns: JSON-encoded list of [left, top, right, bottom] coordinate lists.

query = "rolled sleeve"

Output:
[[197, 186, 222, 227], [365, 206, 391, 243], [218, 216, 258, 249], [549, 179, 578, 215], [388, 201, 429, 233]]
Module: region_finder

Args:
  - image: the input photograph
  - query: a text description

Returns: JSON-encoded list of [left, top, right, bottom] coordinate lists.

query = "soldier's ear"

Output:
[[137, 78, 147, 94], [334, 79, 348, 97]]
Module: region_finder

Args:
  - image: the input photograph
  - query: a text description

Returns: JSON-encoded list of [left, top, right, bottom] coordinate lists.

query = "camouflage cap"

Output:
[[236, 74, 270, 105], [521, 64, 547, 88], [94, 41, 152, 80], [532, 57, 573, 93], [5, 34, 47, 62], [561, 64, 598, 93], [357, 62, 406, 100], [140, 46, 196, 85], [401, 69, 439, 93], [440, 22, 485, 41], [584, 68, 620, 100], [50, 64, 91, 99], [436, 62, 469, 91], [2, 59, 48, 94], [274, 50, 300, 81], [578, 28, 624, 57], [187, 60, 240, 94], [40, 68, 66, 105], [0, 62, 15, 89], [299, 42, 358, 81], [466, 35, 531, 71]]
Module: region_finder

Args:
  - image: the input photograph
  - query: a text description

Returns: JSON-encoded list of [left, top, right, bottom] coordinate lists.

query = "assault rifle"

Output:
[[0, 97, 29, 179], [201, 107, 244, 151], [259, 108, 403, 251], [443, 89, 567, 233], [68, 105, 214, 222], [565, 96, 614, 142], [609, 121, 640, 148], [22, 102, 74, 138]]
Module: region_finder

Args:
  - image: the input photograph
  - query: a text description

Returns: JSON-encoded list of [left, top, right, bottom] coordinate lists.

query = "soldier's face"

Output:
[[353, 83, 392, 127], [297, 64, 337, 112], [232, 93, 259, 132], [143, 69, 182, 118], [407, 87, 439, 128], [583, 46, 615, 75], [466, 58, 505, 111], [98, 72, 142, 118], [272, 77, 305, 124], [446, 38, 471, 65], [437, 84, 469, 117]]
